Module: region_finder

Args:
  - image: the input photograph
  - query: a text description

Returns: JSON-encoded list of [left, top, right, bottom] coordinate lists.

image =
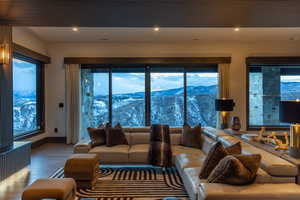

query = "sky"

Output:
[[13, 58, 37, 95], [93, 72, 218, 95], [281, 75, 300, 82]]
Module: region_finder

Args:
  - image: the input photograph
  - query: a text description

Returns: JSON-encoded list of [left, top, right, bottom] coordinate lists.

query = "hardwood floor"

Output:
[[0, 143, 73, 200]]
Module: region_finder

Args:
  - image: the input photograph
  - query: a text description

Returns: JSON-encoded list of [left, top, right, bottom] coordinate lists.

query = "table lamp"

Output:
[[215, 99, 235, 129], [280, 100, 300, 158]]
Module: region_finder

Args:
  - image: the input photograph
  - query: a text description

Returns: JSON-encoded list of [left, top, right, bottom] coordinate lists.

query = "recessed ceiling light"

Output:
[[99, 38, 109, 41], [193, 38, 199, 41], [72, 27, 79, 32], [234, 27, 240, 32], [154, 27, 160, 32]]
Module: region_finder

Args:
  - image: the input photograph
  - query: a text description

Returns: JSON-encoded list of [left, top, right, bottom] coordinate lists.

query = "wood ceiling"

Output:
[[1, 0, 300, 27]]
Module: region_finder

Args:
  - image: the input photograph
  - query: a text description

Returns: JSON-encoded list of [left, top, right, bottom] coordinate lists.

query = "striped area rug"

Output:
[[51, 165, 189, 200]]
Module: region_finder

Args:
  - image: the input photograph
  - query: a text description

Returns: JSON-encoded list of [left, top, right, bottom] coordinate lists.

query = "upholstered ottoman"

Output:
[[22, 178, 76, 200], [64, 153, 99, 189]]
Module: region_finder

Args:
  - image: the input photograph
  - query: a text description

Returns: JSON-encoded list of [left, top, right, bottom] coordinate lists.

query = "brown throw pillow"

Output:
[[225, 141, 242, 154], [87, 127, 106, 147], [106, 126, 128, 147], [182, 124, 202, 148], [199, 141, 242, 179], [207, 154, 261, 185]]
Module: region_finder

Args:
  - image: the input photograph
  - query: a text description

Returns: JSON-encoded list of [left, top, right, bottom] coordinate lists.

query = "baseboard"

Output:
[[31, 137, 67, 149]]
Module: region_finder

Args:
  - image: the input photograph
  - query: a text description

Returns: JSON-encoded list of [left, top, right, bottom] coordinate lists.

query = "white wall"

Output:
[[12, 27, 49, 141], [46, 41, 300, 137]]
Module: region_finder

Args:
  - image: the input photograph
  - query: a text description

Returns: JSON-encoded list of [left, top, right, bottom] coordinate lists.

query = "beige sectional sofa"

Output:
[[74, 127, 300, 200]]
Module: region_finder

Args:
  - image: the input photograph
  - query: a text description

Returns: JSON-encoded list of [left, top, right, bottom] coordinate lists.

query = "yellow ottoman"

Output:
[[22, 178, 76, 200], [64, 153, 99, 189]]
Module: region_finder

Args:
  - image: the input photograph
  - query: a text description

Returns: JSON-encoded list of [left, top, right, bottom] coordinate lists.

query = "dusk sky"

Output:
[[93, 72, 218, 95]]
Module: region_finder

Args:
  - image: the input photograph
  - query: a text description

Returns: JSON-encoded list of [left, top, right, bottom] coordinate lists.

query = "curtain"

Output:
[[65, 64, 81, 144], [217, 63, 230, 128]]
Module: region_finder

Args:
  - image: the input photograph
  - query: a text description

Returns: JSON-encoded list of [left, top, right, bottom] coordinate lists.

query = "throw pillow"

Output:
[[199, 141, 242, 179], [87, 127, 106, 147], [182, 123, 202, 148], [225, 141, 242, 154], [106, 126, 128, 147], [207, 154, 262, 185]]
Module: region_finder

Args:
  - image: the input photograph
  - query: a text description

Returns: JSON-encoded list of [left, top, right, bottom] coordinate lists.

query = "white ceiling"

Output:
[[25, 27, 300, 43]]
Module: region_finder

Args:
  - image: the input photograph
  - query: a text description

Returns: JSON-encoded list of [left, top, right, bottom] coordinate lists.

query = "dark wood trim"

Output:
[[31, 137, 48, 149], [64, 57, 231, 65], [13, 43, 51, 64], [31, 137, 67, 149], [246, 57, 300, 65], [145, 66, 151, 126], [47, 137, 67, 143]]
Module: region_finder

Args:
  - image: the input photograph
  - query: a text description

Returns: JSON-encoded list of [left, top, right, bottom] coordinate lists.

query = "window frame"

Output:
[[13, 53, 45, 140], [82, 64, 218, 127], [246, 57, 300, 131]]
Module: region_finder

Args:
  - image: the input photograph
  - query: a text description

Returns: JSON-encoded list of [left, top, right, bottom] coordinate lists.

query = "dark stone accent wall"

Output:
[[81, 69, 94, 139], [0, 25, 13, 152], [262, 67, 281, 125]]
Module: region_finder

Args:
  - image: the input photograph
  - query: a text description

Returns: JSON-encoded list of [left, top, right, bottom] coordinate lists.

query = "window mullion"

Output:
[[145, 66, 151, 126], [184, 71, 187, 125], [109, 67, 112, 124]]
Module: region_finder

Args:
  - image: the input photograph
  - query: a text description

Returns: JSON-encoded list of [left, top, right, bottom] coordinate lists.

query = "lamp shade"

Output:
[[215, 99, 235, 111], [280, 100, 300, 123]]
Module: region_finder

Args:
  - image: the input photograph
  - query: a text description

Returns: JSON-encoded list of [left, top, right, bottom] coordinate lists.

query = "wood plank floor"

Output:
[[0, 143, 73, 200]]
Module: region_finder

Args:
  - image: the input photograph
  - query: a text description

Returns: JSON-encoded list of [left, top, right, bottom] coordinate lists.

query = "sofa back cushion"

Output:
[[200, 134, 216, 154], [170, 133, 182, 145], [130, 132, 150, 145]]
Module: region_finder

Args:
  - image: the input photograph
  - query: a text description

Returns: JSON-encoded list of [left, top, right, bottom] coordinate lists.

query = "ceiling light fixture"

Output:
[[72, 27, 79, 32], [234, 27, 240, 32], [154, 27, 160, 32]]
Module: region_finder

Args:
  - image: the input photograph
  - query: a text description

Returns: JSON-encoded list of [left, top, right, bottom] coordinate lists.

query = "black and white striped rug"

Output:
[[51, 165, 189, 200]]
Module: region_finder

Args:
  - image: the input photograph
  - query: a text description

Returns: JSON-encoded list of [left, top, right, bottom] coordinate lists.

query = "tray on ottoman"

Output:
[[64, 153, 99, 189]]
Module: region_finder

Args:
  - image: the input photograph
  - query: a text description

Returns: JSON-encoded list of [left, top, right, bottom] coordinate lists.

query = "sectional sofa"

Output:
[[74, 127, 300, 200]]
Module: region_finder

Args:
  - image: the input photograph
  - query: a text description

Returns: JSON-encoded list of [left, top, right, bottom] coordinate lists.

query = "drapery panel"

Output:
[[65, 64, 81, 144], [217, 63, 231, 128]]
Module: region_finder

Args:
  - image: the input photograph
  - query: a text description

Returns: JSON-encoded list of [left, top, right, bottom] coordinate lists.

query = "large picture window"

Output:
[[13, 55, 44, 137], [248, 65, 300, 128], [80, 65, 218, 135]]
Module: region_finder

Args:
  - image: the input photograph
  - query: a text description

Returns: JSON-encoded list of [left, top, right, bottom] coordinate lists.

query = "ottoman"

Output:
[[22, 178, 76, 200], [64, 153, 99, 189]]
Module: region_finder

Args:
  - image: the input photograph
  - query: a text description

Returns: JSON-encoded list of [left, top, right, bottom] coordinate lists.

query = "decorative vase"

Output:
[[231, 116, 241, 131]]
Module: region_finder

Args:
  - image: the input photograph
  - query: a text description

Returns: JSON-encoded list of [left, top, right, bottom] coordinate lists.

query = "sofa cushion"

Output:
[[254, 168, 295, 184], [182, 124, 202, 148], [130, 132, 150, 145], [172, 145, 203, 164], [170, 133, 182, 145], [129, 144, 150, 163], [182, 167, 204, 200], [175, 153, 205, 170], [89, 145, 129, 163], [199, 183, 300, 200]]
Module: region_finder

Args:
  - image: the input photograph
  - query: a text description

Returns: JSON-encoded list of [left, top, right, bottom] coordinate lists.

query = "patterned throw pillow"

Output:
[[106, 123, 128, 147], [182, 124, 202, 148], [199, 141, 242, 179], [87, 127, 106, 147], [207, 154, 261, 185]]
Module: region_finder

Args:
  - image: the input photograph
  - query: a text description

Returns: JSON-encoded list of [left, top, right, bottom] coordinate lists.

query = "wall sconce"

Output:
[[0, 44, 9, 65]]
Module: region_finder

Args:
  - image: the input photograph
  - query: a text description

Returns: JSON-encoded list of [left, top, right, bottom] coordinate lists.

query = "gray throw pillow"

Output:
[[199, 141, 242, 179], [182, 124, 202, 148], [207, 154, 261, 185]]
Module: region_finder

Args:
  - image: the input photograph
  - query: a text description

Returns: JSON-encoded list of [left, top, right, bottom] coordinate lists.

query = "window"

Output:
[[248, 65, 300, 128], [13, 56, 44, 137], [80, 65, 218, 133], [151, 71, 184, 126], [186, 72, 218, 127], [112, 69, 145, 126]]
